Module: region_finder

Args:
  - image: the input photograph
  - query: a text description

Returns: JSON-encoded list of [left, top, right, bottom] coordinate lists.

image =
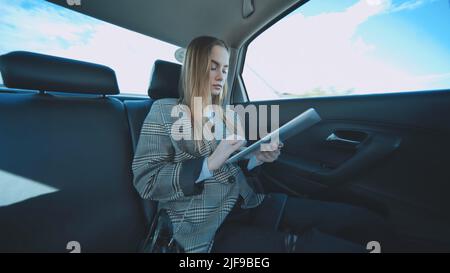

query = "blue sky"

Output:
[[0, 0, 449, 98], [354, 0, 450, 75], [243, 0, 450, 100]]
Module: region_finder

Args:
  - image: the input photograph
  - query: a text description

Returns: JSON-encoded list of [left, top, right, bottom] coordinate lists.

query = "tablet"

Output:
[[226, 108, 321, 164]]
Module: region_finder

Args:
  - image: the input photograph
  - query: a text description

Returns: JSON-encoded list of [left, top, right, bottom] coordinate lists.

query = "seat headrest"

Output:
[[0, 51, 119, 95], [148, 60, 182, 99]]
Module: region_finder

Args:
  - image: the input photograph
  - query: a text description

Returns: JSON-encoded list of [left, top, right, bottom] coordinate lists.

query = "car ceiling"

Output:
[[47, 0, 303, 49]]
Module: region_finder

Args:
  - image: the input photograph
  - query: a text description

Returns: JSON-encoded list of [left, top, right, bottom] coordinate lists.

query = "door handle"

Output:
[[326, 132, 361, 145], [276, 132, 401, 184]]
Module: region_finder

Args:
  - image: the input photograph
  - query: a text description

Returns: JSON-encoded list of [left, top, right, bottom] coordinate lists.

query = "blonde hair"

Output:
[[179, 36, 237, 153]]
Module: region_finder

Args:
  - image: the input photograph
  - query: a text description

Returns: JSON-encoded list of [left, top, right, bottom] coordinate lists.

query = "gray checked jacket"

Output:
[[132, 98, 265, 253]]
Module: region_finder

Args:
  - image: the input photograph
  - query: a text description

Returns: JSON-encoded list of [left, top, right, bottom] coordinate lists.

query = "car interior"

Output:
[[1, 0, 450, 252]]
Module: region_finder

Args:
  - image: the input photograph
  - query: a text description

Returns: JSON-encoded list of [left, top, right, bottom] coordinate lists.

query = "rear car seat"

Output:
[[123, 59, 182, 226], [124, 60, 181, 151], [0, 51, 147, 252]]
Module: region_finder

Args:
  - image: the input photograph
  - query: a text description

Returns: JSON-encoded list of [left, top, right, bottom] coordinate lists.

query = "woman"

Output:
[[132, 36, 395, 253]]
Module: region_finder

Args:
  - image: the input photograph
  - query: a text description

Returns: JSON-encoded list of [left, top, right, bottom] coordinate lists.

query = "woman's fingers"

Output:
[[261, 151, 269, 158], [257, 150, 277, 162], [225, 134, 246, 148], [256, 152, 267, 162], [225, 134, 245, 141], [229, 140, 246, 154], [260, 147, 281, 162], [267, 151, 278, 161], [233, 139, 246, 147], [262, 141, 284, 152]]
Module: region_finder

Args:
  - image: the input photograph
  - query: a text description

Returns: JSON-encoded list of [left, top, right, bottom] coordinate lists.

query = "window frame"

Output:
[[236, 0, 309, 103], [237, 0, 450, 103]]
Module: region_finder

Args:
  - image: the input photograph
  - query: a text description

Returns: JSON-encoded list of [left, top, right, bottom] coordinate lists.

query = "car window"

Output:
[[0, 0, 179, 95], [242, 0, 450, 101]]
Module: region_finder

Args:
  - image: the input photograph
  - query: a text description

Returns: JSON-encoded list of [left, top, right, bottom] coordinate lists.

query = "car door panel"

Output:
[[233, 89, 450, 250]]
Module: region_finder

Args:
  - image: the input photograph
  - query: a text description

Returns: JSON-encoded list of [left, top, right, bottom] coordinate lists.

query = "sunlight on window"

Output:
[[243, 0, 450, 101], [0, 0, 179, 95], [0, 169, 59, 207]]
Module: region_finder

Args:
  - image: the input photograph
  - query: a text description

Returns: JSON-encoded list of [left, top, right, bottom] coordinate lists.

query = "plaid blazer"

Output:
[[132, 98, 265, 253]]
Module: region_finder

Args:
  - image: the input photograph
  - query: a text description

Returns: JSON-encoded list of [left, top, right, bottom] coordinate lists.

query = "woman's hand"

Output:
[[207, 134, 246, 172], [253, 141, 283, 163]]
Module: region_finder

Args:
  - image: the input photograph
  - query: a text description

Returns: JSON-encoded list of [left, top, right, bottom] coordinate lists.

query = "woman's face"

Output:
[[209, 45, 229, 97]]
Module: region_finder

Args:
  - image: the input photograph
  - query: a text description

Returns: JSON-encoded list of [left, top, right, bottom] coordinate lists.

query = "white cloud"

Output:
[[46, 23, 178, 93], [0, 1, 95, 52], [244, 0, 446, 100], [1, 0, 446, 97], [387, 0, 439, 13], [0, 0, 178, 94]]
